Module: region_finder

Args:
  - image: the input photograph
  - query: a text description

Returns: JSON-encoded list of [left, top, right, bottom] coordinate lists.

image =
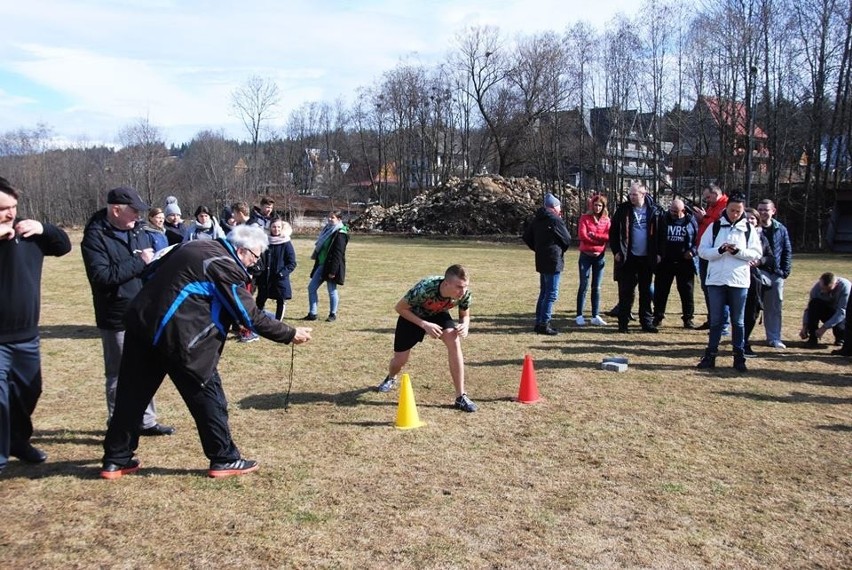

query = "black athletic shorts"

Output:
[[393, 312, 456, 353]]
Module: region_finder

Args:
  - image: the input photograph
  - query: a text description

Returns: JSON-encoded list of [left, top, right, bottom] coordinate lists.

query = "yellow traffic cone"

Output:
[[394, 373, 426, 430]]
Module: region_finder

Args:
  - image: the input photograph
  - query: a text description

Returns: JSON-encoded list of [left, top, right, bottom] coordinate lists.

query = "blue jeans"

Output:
[[577, 252, 605, 317], [706, 285, 747, 354], [308, 267, 339, 316], [0, 336, 42, 469], [535, 272, 561, 325]]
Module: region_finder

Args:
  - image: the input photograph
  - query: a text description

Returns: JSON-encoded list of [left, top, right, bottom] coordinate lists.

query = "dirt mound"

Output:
[[350, 175, 577, 235]]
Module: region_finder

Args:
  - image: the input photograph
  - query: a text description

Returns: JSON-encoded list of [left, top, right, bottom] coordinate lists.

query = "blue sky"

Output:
[[1, 0, 646, 147]]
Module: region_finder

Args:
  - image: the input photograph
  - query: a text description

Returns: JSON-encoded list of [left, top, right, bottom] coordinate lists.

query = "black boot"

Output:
[[537, 322, 558, 336], [733, 353, 748, 372], [696, 351, 716, 369]]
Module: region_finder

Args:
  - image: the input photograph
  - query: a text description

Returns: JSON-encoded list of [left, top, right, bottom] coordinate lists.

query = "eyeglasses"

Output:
[[242, 248, 261, 265]]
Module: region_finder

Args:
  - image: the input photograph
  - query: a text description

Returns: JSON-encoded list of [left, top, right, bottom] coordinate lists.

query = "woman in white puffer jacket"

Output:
[[696, 192, 763, 371]]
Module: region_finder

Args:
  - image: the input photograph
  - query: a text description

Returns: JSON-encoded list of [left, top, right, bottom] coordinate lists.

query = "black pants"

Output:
[[617, 255, 654, 328], [699, 257, 710, 318], [744, 281, 762, 345], [653, 261, 695, 323], [102, 331, 240, 466], [806, 298, 845, 342]]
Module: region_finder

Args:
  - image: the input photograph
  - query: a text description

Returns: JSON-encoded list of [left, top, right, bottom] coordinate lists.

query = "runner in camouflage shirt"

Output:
[[375, 264, 477, 412]]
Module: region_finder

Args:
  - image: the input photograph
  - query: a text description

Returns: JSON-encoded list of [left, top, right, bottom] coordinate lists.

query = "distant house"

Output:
[[587, 107, 673, 194], [671, 95, 769, 191], [295, 148, 342, 195]]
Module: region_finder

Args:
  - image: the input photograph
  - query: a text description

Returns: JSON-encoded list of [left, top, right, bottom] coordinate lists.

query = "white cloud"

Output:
[[0, 0, 655, 145]]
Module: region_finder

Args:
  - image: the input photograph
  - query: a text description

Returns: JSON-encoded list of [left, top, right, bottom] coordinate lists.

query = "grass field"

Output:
[[1, 233, 850, 568]]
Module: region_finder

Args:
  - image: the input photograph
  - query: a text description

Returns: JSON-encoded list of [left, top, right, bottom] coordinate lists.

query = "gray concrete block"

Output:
[[601, 362, 628, 372]]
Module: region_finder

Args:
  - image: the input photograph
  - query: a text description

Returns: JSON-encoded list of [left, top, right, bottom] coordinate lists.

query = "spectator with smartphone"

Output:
[[696, 192, 762, 372]]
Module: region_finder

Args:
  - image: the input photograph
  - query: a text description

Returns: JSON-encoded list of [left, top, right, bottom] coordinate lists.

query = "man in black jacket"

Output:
[[81, 187, 174, 437], [523, 192, 572, 335], [0, 176, 71, 473], [609, 182, 664, 333], [100, 225, 312, 479]]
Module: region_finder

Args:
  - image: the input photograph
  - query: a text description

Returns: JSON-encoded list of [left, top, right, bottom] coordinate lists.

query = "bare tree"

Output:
[[453, 25, 512, 175], [637, 0, 677, 196], [793, 0, 845, 246], [117, 117, 171, 207], [231, 75, 281, 192], [180, 130, 240, 214], [602, 16, 642, 193], [563, 22, 602, 196]]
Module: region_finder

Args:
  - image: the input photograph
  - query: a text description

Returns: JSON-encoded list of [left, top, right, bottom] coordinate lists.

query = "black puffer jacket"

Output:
[[125, 239, 297, 386], [81, 209, 154, 330], [522, 207, 572, 273]]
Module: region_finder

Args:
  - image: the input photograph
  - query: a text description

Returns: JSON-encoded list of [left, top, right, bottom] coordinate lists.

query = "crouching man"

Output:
[[100, 225, 312, 479]]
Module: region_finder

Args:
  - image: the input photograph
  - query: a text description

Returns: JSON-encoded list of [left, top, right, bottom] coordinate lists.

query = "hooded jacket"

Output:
[[124, 238, 297, 386], [698, 213, 763, 288], [523, 207, 572, 273], [81, 209, 154, 330]]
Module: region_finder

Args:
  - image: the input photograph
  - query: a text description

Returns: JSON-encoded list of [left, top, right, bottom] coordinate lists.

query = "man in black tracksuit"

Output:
[[100, 225, 312, 480], [653, 198, 698, 329]]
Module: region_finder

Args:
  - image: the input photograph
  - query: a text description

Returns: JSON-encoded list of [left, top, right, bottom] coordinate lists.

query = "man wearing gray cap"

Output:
[[523, 192, 571, 335], [81, 187, 175, 436]]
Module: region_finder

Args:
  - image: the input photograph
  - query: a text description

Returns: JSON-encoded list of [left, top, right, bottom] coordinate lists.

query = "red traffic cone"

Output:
[[515, 354, 542, 403]]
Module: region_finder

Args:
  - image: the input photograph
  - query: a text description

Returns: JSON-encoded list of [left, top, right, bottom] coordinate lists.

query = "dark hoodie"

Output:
[[522, 207, 572, 274]]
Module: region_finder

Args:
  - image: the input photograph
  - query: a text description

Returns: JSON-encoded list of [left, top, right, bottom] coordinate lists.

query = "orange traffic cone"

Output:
[[515, 354, 542, 403], [395, 373, 426, 429]]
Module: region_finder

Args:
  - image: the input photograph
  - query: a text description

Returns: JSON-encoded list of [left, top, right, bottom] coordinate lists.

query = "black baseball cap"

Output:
[[107, 187, 148, 211]]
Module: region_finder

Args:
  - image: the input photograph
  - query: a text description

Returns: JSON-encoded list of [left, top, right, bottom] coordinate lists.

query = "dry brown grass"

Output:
[[1, 233, 850, 569]]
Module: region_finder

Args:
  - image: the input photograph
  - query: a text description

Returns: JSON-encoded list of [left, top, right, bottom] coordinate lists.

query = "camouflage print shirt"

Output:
[[403, 276, 472, 318]]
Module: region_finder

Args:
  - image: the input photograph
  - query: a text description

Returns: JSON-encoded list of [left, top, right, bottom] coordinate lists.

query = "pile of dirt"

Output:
[[349, 175, 578, 235]]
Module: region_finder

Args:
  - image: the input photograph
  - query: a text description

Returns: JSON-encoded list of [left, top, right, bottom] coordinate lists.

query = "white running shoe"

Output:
[[575, 315, 586, 326], [590, 315, 608, 326], [769, 340, 786, 349]]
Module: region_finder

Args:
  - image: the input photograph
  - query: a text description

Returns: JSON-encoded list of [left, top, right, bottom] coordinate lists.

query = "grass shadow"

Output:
[[715, 390, 852, 405], [240, 386, 376, 409], [330, 420, 393, 428], [33, 428, 104, 446], [39, 324, 100, 339], [815, 424, 852, 432]]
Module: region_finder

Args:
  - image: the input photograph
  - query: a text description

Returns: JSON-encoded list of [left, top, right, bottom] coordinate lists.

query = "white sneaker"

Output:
[[590, 315, 608, 326], [575, 315, 586, 326], [769, 340, 786, 349]]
